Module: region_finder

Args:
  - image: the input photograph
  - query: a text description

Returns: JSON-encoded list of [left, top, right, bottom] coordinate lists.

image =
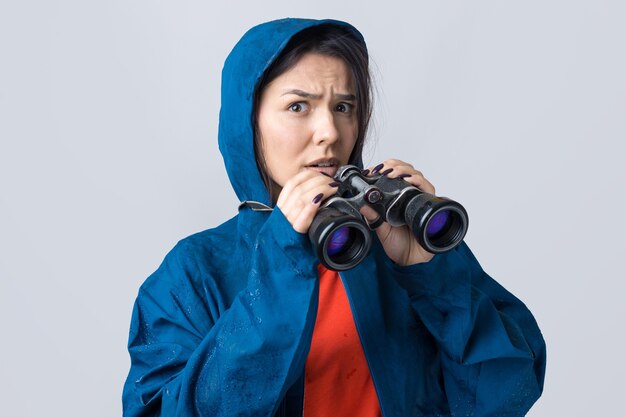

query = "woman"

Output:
[[123, 18, 546, 417]]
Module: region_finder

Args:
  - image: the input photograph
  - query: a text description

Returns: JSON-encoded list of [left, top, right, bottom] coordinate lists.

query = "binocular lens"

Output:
[[426, 210, 451, 238], [309, 207, 372, 271], [405, 194, 468, 253], [323, 224, 367, 269], [327, 226, 351, 257], [422, 206, 467, 251]]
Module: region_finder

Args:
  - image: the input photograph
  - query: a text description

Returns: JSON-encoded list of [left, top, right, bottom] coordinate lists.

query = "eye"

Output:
[[288, 102, 307, 113], [335, 102, 354, 113]]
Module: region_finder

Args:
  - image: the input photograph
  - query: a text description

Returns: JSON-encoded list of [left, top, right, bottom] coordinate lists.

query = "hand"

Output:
[[361, 159, 436, 266], [276, 170, 340, 233]]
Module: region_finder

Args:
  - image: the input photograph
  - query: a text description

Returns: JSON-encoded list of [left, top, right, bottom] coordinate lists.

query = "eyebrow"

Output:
[[281, 89, 356, 101]]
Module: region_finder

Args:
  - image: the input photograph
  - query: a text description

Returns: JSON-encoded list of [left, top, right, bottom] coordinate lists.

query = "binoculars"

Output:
[[308, 165, 469, 271]]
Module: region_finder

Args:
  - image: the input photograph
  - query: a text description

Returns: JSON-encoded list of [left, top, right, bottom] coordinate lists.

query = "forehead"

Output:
[[266, 53, 354, 92]]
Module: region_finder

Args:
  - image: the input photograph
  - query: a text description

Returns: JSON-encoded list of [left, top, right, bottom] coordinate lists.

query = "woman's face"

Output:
[[257, 52, 358, 196]]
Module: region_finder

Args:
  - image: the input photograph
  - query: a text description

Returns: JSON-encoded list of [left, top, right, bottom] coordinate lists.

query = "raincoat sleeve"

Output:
[[123, 209, 319, 417], [387, 241, 546, 416]]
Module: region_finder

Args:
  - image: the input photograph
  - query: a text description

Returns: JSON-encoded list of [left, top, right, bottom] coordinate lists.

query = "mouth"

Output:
[[305, 158, 340, 177]]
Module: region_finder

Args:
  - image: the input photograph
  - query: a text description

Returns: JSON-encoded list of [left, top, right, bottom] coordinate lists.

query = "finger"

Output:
[[377, 159, 415, 172], [362, 159, 415, 177], [279, 174, 337, 213], [370, 162, 436, 195], [361, 162, 384, 177], [358, 205, 393, 240], [276, 170, 320, 208], [400, 173, 435, 195], [278, 176, 341, 233], [359, 204, 379, 222], [291, 199, 322, 233], [287, 182, 336, 233]]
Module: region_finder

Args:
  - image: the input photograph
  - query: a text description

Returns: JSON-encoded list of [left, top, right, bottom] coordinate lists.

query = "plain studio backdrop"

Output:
[[1, 1, 624, 416]]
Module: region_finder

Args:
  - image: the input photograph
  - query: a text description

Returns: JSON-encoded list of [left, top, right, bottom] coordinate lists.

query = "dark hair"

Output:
[[252, 24, 373, 203]]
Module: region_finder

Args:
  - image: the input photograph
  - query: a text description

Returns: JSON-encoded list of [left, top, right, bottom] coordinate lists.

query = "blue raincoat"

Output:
[[123, 18, 546, 417]]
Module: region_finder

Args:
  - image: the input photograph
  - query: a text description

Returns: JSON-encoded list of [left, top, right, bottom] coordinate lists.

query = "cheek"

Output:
[[260, 110, 301, 146], [339, 121, 359, 153], [260, 121, 308, 184], [263, 124, 303, 157]]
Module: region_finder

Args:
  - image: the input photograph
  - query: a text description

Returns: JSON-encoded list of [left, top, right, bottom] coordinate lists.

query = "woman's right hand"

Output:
[[276, 170, 340, 233]]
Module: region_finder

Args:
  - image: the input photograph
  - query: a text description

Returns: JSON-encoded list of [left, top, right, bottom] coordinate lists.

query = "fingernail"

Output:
[[328, 182, 340, 187], [371, 163, 384, 174], [397, 173, 412, 179], [380, 168, 393, 176], [312, 193, 324, 204], [320, 172, 333, 178], [361, 169, 370, 176]]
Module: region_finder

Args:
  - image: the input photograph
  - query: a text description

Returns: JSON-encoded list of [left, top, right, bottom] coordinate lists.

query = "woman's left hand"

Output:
[[360, 159, 436, 266]]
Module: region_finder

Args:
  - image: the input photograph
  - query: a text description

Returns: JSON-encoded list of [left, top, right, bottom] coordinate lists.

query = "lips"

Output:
[[306, 157, 339, 167], [305, 158, 340, 177]]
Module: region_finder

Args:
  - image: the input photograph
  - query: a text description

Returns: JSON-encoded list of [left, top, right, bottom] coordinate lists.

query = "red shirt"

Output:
[[303, 265, 382, 417]]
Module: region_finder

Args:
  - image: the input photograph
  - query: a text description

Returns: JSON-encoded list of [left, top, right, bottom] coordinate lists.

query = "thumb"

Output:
[[359, 204, 379, 222], [359, 205, 388, 232]]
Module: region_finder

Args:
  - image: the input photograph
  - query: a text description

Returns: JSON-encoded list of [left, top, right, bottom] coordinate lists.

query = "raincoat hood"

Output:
[[217, 18, 366, 206]]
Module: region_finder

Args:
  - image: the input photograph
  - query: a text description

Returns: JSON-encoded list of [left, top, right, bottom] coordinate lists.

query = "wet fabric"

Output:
[[303, 265, 381, 417], [122, 17, 546, 417]]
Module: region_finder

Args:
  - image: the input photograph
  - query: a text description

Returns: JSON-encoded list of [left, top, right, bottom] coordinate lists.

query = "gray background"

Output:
[[1, 0, 624, 415]]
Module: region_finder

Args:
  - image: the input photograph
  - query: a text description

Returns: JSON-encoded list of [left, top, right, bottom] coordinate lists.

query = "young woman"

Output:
[[123, 18, 546, 417]]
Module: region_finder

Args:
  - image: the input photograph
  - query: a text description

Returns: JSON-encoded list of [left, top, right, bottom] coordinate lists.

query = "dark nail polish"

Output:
[[380, 168, 393, 176], [320, 172, 332, 178], [397, 173, 412, 179], [312, 193, 324, 204], [361, 169, 370, 176], [371, 163, 384, 174], [328, 182, 340, 187]]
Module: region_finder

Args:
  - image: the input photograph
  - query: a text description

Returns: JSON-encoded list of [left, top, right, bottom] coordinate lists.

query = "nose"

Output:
[[311, 109, 340, 146]]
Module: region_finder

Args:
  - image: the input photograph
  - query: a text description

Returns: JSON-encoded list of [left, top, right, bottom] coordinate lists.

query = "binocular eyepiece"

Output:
[[308, 165, 469, 271]]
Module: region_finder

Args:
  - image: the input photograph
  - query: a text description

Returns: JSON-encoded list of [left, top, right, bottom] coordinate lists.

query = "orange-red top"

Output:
[[303, 265, 382, 417]]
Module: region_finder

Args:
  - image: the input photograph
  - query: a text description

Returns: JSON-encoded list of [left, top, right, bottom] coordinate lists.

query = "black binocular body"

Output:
[[308, 165, 469, 271]]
